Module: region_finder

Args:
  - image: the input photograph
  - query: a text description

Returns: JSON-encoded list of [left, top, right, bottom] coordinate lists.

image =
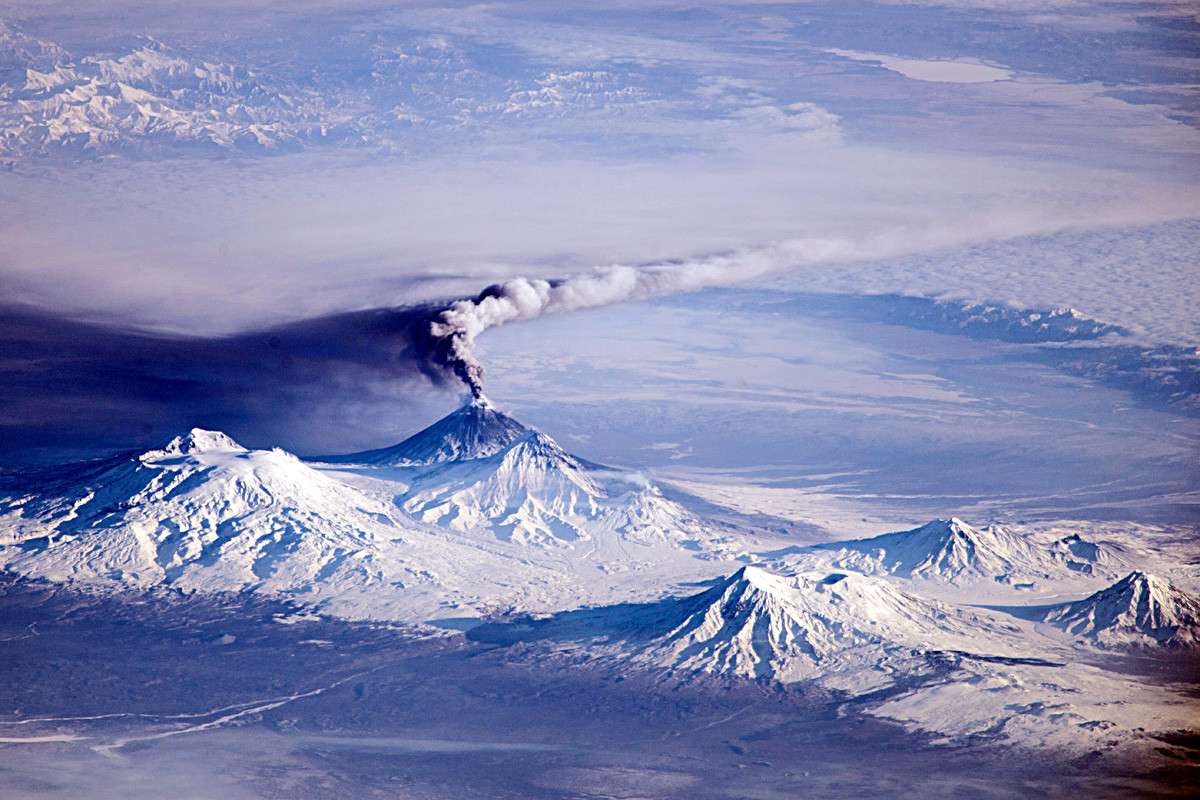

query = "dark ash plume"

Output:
[[3, 234, 958, 460], [0, 302, 462, 463]]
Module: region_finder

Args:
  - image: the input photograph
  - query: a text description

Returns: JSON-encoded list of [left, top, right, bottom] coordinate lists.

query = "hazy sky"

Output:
[[0, 0, 1197, 458]]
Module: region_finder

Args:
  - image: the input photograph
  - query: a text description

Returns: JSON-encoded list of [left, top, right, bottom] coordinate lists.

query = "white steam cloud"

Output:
[[428, 231, 953, 396]]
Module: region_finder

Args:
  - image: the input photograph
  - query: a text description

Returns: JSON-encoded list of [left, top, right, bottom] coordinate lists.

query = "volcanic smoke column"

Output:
[[426, 245, 805, 397], [424, 231, 961, 396]]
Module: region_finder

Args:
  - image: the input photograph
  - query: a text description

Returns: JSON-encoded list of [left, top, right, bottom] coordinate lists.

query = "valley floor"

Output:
[[0, 577, 1194, 800]]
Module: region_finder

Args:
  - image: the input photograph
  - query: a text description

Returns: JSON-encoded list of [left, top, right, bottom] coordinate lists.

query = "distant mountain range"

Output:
[[805, 517, 1130, 587], [0, 19, 655, 161], [0, 25, 342, 159]]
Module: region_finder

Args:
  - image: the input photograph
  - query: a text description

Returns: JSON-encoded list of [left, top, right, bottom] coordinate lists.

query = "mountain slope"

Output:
[[400, 430, 604, 545], [393, 421, 720, 550], [323, 398, 731, 552], [1042, 571, 1200, 648], [626, 567, 1024, 685], [809, 518, 1125, 587], [0, 429, 545, 620], [321, 396, 528, 466], [475, 566, 1028, 690]]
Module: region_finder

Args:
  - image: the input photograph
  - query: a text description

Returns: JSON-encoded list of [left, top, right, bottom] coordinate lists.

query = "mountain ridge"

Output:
[[808, 518, 1126, 587], [0, 428, 537, 622], [1042, 571, 1200, 648], [317, 396, 528, 466], [386, 402, 723, 550], [472, 565, 1030, 690]]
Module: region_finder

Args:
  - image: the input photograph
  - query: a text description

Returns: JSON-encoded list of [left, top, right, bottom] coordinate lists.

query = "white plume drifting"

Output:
[[428, 234, 907, 395]]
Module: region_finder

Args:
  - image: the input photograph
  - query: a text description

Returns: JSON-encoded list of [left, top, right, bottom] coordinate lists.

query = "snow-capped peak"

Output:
[[320, 399, 527, 466], [499, 430, 585, 469], [734, 564, 789, 593], [147, 428, 244, 457], [0, 430, 461, 614], [1042, 571, 1200, 648], [808, 517, 1124, 587], [392, 414, 719, 550], [812, 517, 1038, 586], [552, 566, 1023, 686]]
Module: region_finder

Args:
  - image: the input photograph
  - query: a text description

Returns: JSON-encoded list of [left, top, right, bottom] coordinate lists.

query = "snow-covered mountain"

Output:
[[627, 567, 1029, 686], [0, 20, 657, 162], [466, 562, 1200, 753], [0, 419, 755, 620], [0, 24, 344, 160], [1042, 571, 1200, 648], [807, 518, 1126, 587], [399, 429, 606, 544], [1044, 533, 1130, 576], [364, 399, 727, 550], [0, 429, 549, 620], [0, 428, 391, 551], [323, 396, 528, 466], [475, 566, 1028, 691]]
